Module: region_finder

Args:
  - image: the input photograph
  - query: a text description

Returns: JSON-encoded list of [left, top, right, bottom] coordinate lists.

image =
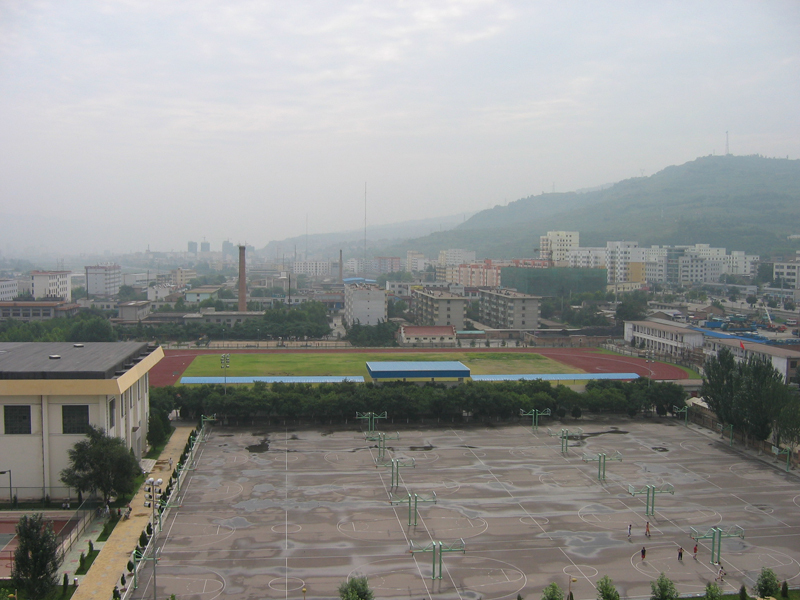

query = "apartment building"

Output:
[[479, 289, 540, 329], [606, 242, 639, 284], [540, 231, 579, 264], [411, 289, 467, 329], [343, 283, 387, 326], [85, 264, 122, 296], [292, 261, 332, 277], [27, 271, 71, 301], [773, 252, 800, 288], [372, 257, 402, 274], [438, 249, 476, 266], [0, 280, 17, 302], [567, 247, 606, 269]]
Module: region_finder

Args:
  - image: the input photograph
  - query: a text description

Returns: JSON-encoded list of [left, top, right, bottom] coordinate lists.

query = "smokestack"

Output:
[[339, 249, 343, 283], [238, 245, 247, 312]]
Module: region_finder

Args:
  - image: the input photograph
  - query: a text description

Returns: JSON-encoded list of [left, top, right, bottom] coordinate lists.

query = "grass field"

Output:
[[182, 351, 585, 379]]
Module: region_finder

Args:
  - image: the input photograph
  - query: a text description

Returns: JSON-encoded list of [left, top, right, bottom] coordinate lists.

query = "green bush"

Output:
[[755, 568, 780, 599]]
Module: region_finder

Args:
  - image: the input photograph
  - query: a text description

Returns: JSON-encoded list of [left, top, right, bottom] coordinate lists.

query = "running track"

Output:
[[149, 347, 691, 387]]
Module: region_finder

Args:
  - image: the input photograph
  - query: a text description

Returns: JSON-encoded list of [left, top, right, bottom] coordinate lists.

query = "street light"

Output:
[[568, 577, 577, 600], [144, 477, 163, 600], [220, 354, 230, 396], [0, 470, 11, 506]]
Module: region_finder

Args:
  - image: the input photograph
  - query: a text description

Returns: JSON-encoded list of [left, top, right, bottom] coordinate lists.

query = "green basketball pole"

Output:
[[520, 408, 551, 432]]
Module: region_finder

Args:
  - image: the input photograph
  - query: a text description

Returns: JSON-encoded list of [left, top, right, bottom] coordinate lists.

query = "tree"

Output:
[[701, 349, 739, 427], [596, 576, 620, 600], [60, 425, 141, 504], [704, 582, 722, 600], [650, 573, 679, 600], [542, 582, 564, 600], [11, 514, 61, 600], [338, 577, 374, 600], [754, 568, 780, 599]]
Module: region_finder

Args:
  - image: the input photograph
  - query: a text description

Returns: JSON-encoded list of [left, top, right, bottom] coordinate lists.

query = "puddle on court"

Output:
[[409, 445, 435, 451], [247, 437, 270, 453], [651, 447, 669, 452], [582, 429, 629, 438]]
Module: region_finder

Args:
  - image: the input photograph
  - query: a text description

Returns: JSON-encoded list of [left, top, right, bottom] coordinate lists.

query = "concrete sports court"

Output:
[[129, 418, 800, 600]]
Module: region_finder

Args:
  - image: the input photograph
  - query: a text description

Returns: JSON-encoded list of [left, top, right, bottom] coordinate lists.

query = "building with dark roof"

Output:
[[0, 342, 164, 499]]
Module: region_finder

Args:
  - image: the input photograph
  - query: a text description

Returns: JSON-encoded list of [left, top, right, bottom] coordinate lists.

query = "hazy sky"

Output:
[[1, 1, 799, 257]]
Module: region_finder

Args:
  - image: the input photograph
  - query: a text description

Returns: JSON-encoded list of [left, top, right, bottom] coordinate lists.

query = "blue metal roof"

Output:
[[366, 361, 470, 379], [471, 373, 640, 382], [180, 376, 365, 385], [692, 328, 768, 342]]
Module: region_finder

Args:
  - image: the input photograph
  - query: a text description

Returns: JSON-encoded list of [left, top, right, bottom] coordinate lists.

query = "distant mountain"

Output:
[[386, 155, 800, 258], [260, 212, 474, 261]]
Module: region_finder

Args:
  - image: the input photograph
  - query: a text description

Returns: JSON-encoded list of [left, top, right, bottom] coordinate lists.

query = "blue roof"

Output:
[[366, 361, 470, 379], [471, 373, 640, 382], [692, 328, 768, 342], [180, 376, 364, 385]]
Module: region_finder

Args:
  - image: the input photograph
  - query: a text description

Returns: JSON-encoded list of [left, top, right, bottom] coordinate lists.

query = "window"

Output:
[[62, 405, 90, 434], [4, 405, 31, 434], [109, 399, 116, 427]]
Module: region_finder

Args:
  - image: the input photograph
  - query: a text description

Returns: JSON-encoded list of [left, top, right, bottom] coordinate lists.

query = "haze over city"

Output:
[[1, 1, 799, 256]]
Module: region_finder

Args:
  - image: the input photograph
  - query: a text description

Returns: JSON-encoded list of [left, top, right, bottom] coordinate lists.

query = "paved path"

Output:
[[71, 425, 195, 600]]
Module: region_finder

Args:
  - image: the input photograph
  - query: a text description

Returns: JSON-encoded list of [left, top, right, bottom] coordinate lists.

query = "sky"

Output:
[[1, 1, 799, 258]]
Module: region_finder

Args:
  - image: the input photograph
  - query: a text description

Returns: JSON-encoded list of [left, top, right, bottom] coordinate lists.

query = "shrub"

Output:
[[650, 573, 679, 600], [541, 582, 564, 600], [139, 531, 148, 548], [79, 552, 85, 572], [127, 560, 134, 573], [739, 584, 747, 600], [781, 581, 788, 598], [755, 568, 780, 599], [704, 582, 722, 600], [596, 576, 620, 600], [571, 406, 582, 420]]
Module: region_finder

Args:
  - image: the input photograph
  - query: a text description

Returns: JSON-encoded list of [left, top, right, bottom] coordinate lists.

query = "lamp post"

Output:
[[0, 470, 11, 506], [302, 587, 307, 600], [144, 477, 162, 600], [220, 354, 230, 396], [568, 577, 577, 600]]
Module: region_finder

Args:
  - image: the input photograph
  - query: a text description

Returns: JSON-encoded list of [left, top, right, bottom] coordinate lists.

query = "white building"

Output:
[[567, 247, 606, 269], [606, 241, 639, 284], [147, 285, 176, 302], [0, 279, 17, 302], [86, 264, 122, 296], [703, 338, 800, 384], [291, 261, 333, 277], [29, 271, 71, 301], [624, 320, 705, 357], [438, 249, 476, 266], [0, 342, 163, 499], [725, 251, 759, 277], [123, 273, 149, 287], [345, 258, 366, 274], [540, 231, 579, 264], [773, 253, 800, 288], [344, 284, 386, 326]]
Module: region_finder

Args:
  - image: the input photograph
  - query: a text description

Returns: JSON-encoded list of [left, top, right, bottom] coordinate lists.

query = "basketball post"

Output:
[[673, 405, 689, 427], [356, 412, 387, 440], [772, 445, 791, 472], [690, 525, 744, 564], [716, 423, 734, 446], [520, 408, 551, 432], [629, 483, 674, 516], [583, 452, 622, 481]]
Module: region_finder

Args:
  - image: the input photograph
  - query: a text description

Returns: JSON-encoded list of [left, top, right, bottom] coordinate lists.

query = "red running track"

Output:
[[149, 347, 691, 387]]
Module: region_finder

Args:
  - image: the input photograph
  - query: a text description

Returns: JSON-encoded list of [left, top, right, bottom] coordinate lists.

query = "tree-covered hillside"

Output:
[[383, 155, 800, 258]]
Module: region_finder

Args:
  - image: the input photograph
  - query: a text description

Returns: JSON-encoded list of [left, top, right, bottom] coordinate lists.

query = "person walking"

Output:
[[693, 544, 698, 560], [645, 521, 650, 537], [627, 524, 632, 538], [169, 457, 174, 469], [678, 547, 683, 561], [641, 547, 646, 561], [715, 565, 725, 582]]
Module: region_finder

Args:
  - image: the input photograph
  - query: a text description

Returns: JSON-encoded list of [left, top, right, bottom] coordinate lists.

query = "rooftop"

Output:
[[0, 342, 156, 380]]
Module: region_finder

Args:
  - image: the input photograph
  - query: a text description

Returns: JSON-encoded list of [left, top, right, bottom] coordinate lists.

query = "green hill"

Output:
[[385, 155, 800, 258]]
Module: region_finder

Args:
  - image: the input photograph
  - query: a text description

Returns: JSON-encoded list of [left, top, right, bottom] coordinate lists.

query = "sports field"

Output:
[[181, 351, 583, 379], [129, 419, 800, 600]]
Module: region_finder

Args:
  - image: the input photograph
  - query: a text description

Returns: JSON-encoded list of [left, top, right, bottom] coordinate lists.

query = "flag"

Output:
[[739, 340, 745, 351]]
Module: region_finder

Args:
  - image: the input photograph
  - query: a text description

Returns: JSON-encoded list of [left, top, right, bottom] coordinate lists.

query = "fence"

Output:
[[0, 497, 100, 577], [0, 485, 81, 506], [601, 343, 700, 372]]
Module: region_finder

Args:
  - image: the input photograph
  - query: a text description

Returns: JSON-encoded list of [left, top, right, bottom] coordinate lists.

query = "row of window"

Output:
[[3, 405, 90, 435]]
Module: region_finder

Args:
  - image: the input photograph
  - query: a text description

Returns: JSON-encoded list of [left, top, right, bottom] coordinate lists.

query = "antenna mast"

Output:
[[364, 182, 367, 276]]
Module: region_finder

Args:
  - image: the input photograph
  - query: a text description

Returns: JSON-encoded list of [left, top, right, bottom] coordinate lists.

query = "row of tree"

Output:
[[152, 377, 686, 423], [0, 312, 116, 342], [701, 349, 800, 449]]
